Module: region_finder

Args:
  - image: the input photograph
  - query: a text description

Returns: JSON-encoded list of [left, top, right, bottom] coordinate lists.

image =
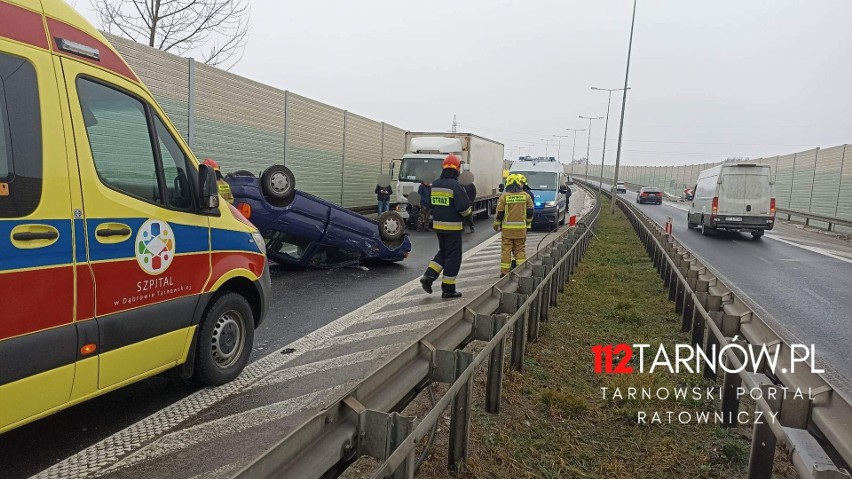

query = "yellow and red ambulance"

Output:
[[0, 0, 270, 433]]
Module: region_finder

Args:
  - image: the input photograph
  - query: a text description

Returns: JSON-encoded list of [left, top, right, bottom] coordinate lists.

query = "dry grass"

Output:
[[413, 199, 797, 479]]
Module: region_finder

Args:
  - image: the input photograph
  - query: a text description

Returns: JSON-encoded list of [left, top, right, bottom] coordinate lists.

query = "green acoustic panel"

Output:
[[194, 118, 286, 175], [286, 145, 344, 204]]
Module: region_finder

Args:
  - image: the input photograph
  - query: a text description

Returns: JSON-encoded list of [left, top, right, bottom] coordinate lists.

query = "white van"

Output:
[[687, 163, 775, 238], [510, 157, 570, 227]]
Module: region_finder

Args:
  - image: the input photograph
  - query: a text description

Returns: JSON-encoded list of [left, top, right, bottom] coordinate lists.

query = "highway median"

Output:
[[417, 198, 796, 479]]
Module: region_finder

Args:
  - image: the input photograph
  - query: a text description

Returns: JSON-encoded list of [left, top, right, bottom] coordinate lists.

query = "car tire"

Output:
[[260, 165, 296, 205], [378, 211, 406, 241], [193, 292, 254, 386], [751, 230, 764, 239]]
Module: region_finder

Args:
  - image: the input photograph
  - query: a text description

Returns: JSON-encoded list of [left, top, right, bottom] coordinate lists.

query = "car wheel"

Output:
[[193, 292, 254, 386], [378, 211, 406, 241], [260, 165, 296, 205], [751, 230, 764, 239]]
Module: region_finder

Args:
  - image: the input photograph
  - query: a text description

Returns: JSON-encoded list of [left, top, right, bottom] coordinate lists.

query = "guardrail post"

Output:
[[389, 413, 415, 479], [485, 314, 508, 414], [511, 310, 527, 372], [448, 350, 473, 471], [359, 408, 416, 479], [748, 381, 781, 479], [675, 279, 685, 315], [682, 294, 694, 332], [721, 340, 747, 427], [519, 277, 540, 341], [533, 265, 550, 322]]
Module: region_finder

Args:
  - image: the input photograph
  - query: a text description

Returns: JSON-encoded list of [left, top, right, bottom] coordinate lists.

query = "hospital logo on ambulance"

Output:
[[136, 220, 175, 275]]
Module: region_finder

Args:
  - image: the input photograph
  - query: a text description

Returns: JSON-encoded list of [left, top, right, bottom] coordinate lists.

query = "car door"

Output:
[[61, 58, 211, 389], [0, 32, 76, 430]]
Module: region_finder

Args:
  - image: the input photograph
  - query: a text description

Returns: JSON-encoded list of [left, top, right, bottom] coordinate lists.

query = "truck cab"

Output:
[[0, 0, 270, 433], [510, 157, 570, 228], [392, 137, 461, 222]]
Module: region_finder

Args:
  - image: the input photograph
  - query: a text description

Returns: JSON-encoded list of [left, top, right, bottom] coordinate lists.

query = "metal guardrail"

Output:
[[776, 208, 852, 232], [578, 179, 852, 479], [235, 188, 602, 478]]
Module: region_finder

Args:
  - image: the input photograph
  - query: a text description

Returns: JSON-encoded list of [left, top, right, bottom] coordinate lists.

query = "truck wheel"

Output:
[[476, 202, 490, 219], [378, 211, 405, 241], [193, 292, 254, 386], [751, 230, 764, 239], [260, 165, 296, 205]]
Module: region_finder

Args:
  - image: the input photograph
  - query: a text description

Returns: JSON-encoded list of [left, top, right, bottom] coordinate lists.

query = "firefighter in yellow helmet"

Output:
[[494, 174, 534, 277]]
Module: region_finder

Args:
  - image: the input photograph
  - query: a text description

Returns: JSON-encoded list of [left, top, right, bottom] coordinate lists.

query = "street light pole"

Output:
[[541, 138, 554, 159], [612, 0, 638, 213], [553, 135, 570, 163], [579, 115, 603, 181], [591, 86, 630, 195], [565, 128, 585, 174]]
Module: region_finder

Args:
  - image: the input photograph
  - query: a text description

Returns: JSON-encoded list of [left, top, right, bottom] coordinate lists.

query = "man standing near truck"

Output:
[[420, 154, 472, 298], [494, 174, 534, 277]]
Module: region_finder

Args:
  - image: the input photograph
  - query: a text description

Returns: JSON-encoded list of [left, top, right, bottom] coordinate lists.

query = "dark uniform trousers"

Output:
[[424, 232, 463, 294]]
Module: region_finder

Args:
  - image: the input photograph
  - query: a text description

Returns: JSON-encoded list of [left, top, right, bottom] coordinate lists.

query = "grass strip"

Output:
[[418, 198, 795, 479]]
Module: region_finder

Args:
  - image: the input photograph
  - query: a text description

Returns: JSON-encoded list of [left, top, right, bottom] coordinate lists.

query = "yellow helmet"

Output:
[[516, 174, 527, 185], [506, 174, 521, 186]]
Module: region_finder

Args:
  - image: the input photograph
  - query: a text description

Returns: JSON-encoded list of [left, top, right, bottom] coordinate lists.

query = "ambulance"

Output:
[[0, 0, 270, 433]]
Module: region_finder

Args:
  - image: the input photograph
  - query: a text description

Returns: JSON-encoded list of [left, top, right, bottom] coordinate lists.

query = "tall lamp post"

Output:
[[612, 0, 638, 213], [565, 128, 585, 175], [578, 115, 603, 181], [591, 86, 630, 195], [541, 138, 554, 159], [553, 135, 570, 163]]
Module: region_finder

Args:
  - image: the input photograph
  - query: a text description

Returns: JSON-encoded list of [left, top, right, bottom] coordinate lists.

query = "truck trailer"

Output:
[[391, 132, 504, 223]]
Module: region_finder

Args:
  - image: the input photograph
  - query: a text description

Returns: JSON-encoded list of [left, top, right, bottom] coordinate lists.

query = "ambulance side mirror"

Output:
[[198, 164, 220, 210]]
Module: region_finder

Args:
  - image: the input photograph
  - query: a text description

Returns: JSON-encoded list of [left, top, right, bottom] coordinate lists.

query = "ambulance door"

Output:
[[61, 58, 211, 389], [0, 30, 76, 430]]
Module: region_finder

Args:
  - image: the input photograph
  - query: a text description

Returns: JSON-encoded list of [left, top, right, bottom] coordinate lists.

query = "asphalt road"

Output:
[[611, 186, 852, 389], [0, 218, 503, 478]]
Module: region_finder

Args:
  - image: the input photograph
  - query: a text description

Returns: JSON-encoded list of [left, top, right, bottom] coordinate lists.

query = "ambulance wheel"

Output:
[[193, 292, 254, 386], [378, 211, 405, 241], [261, 165, 296, 205]]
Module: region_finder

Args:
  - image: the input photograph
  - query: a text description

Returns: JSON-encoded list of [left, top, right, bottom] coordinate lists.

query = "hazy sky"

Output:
[[78, 1, 852, 166]]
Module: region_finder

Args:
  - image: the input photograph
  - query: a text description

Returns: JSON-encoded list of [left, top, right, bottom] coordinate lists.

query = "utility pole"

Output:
[[591, 87, 630, 195], [579, 116, 603, 181], [612, 0, 638, 213]]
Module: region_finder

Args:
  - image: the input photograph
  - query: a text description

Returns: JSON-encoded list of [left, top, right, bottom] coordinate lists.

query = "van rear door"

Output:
[[717, 166, 771, 217]]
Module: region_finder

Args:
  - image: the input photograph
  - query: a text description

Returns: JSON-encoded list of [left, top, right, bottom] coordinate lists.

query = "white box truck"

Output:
[[391, 132, 504, 223]]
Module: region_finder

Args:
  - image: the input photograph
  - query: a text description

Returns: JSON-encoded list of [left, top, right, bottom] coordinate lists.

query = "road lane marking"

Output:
[[248, 343, 405, 391], [766, 234, 852, 265], [98, 384, 351, 475], [313, 321, 435, 350]]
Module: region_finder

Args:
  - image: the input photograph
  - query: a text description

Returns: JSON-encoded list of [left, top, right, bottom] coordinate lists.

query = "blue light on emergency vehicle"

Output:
[[535, 202, 542, 207]]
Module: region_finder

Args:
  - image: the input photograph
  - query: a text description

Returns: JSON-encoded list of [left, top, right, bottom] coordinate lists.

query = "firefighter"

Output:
[[494, 174, 534, 277], [420, 154, 472, 298], [202, 158, 234, 204]]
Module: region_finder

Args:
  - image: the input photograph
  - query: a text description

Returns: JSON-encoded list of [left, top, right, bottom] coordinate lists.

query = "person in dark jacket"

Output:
[[420, 154, 471, 298], [462, 181, 477, 233], [416, 180, 431, 231], [375, 183, 393, 214]]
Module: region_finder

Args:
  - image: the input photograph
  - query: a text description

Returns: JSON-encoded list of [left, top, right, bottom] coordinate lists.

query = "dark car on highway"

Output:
[[636, 187, 663, 205], [226, 166, 411, 268]]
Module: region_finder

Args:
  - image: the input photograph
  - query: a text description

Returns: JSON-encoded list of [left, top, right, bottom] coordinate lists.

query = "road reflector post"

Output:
[[485, 314, 508, 414]]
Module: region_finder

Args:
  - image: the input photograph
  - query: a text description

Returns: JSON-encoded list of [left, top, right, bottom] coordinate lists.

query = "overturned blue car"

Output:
[[226, 165, 411, 268]]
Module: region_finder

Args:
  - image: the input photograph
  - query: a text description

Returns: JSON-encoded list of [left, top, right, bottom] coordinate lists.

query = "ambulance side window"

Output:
[[0, 52, 42, 218], [154, 116, 192, 209], [77, 78, 160, 204]]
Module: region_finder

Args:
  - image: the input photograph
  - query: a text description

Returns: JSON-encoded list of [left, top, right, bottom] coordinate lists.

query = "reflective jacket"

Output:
[[495, 186, 534, 239], [430, 176, 472, 232]]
